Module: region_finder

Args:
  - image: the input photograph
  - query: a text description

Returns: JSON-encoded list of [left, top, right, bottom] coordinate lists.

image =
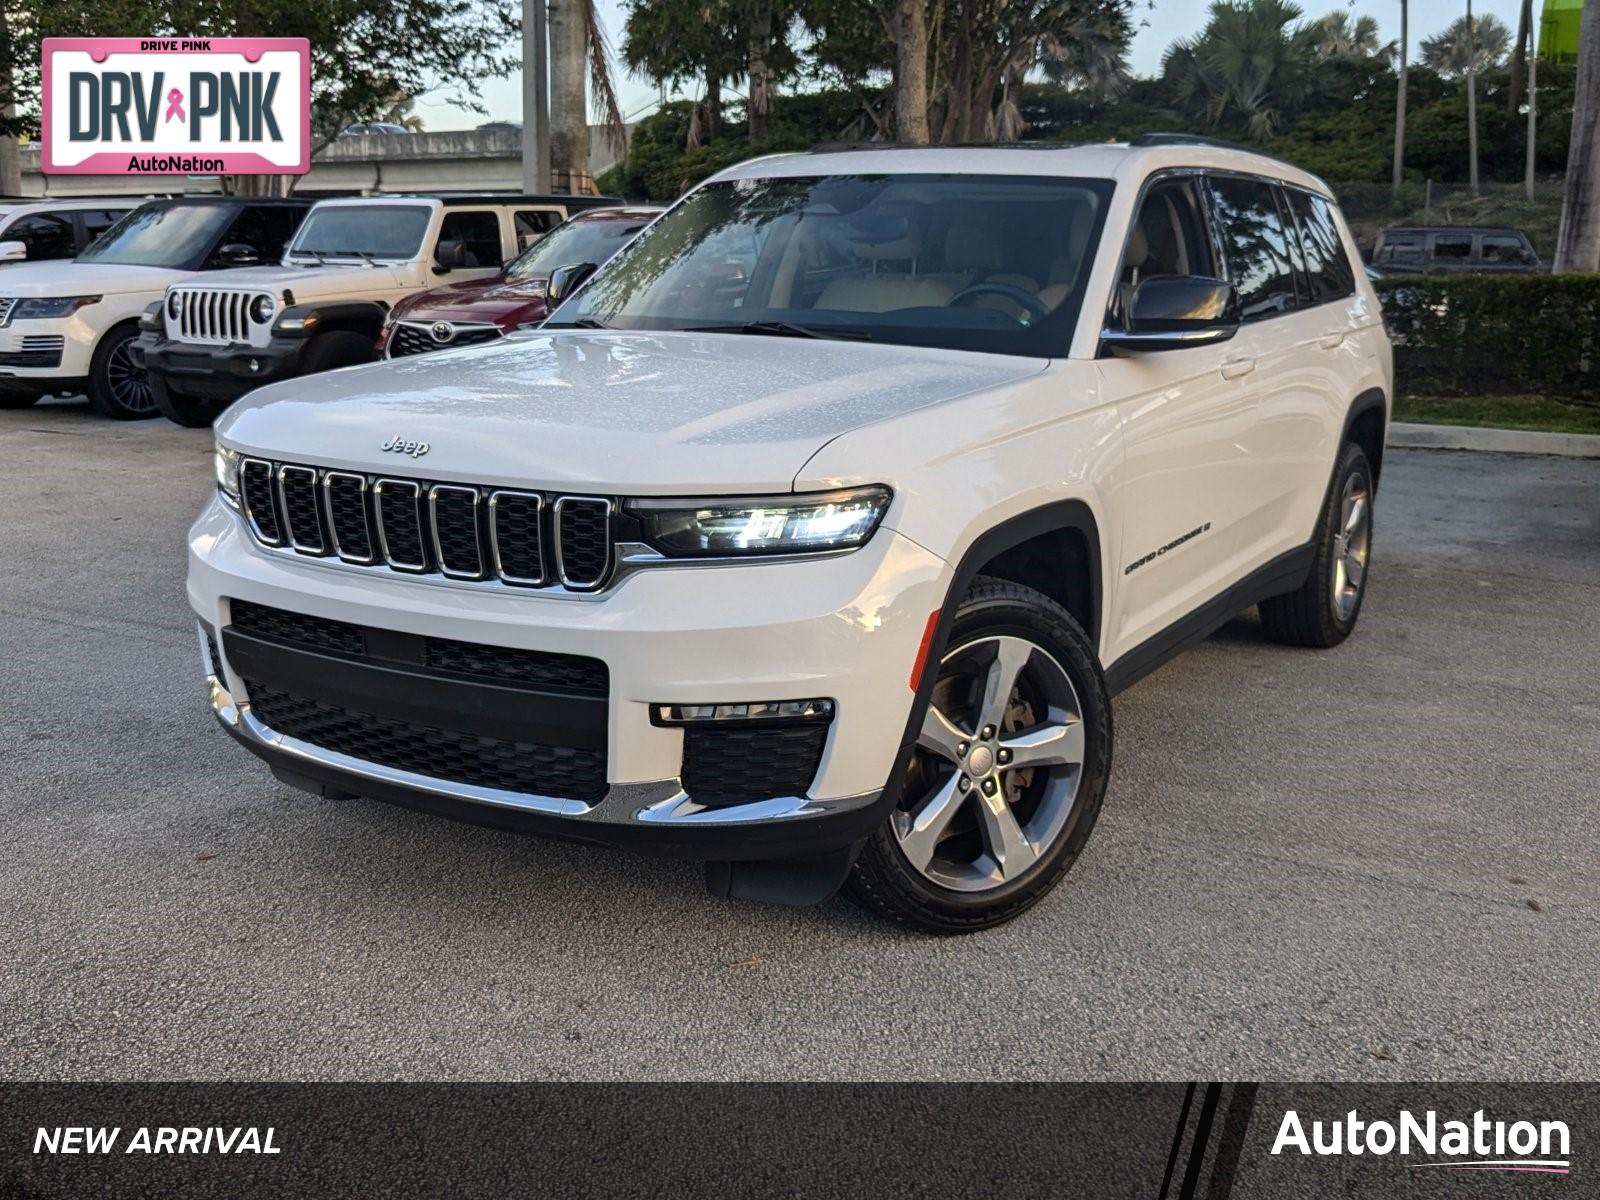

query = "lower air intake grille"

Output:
[[681, 724, 829, 806], [244, 680, 608, 802]]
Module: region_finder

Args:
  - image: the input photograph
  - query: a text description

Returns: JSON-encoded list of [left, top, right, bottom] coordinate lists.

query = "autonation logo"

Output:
[[1272, 1109, 1571, 1175]]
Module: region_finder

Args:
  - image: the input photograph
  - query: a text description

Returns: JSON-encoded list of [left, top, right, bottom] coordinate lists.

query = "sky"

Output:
[[419, 0, 1530, 132]]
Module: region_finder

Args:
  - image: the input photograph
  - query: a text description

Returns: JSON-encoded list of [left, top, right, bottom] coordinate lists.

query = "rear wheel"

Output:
[[848, 577, 1112, 933], [88, 325, 157, 419], [1259, 441, 1373, 647], [300, 329, 377, 375]]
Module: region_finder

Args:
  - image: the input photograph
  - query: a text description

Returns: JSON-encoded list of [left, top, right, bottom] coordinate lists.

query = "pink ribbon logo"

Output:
[[164, 88, 185, 123]]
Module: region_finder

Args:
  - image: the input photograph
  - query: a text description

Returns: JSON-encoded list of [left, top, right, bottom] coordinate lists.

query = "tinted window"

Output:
[[547, 174, 1115, 359], [1286, 189, 1356, 303], [208, 205, 304, 266], [1378, 235, 1423, 265], [1432, 235, 1472, 262], [515, 209, 563, 250], [439, 210, 503, 267], [290, 204, 432, 260], [506, 214, 654, 282], [1207, 175, 1299, 320], [1481, 235, 1529, 264], [7, 213, 76, 260], [78, 204, 235, 267]]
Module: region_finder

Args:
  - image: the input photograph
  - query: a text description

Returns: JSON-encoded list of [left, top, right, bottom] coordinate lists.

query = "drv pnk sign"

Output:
[[42, 38, 310, 175]]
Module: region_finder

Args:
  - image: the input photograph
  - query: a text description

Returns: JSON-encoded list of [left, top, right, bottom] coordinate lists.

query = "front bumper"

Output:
[[0, 315, 94, 392], [139, 334, 311, 402], [189, 497, 948, 860]]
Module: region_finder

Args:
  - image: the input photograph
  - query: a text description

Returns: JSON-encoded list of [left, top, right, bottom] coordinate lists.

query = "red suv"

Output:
[[380, 206, 661, 358]]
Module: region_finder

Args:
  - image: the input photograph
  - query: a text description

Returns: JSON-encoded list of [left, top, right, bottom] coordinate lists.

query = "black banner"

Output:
[[1, 1083, 1589, 1198]]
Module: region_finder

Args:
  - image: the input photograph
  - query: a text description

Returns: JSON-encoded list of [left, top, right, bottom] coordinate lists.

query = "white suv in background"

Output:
[[189, 138, 1390, 932], [0, 198, 140, 265], [0, 197, 309, 417]]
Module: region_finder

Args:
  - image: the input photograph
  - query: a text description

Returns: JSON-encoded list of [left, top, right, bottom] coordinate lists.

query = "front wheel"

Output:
[[87, 325, 157, 419], [847, 577, 1113, 933], [152, 375, 231, 428]]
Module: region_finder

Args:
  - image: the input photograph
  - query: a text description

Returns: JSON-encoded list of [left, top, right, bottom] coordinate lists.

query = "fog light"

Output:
[[652, 699, 834, 726], [248, 358, 261, 373]]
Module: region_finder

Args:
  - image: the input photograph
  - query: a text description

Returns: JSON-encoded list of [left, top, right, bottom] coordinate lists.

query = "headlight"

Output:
[[12, 295, 101, 319], [630, 486, 891, 557], [166, 292, 182, 318], [214, 444, 242, 509], [250, 294, 277, 323]]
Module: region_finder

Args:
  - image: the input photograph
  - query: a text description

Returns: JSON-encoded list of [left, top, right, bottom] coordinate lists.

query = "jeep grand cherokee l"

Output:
[[189, 138, 1391, 932]]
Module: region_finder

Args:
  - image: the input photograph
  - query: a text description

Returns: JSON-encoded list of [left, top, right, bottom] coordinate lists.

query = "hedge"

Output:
[[1374, 274, 1600, 402]]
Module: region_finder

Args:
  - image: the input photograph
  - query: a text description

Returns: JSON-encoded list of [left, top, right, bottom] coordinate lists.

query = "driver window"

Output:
[[1111, 179, 1214, 327]]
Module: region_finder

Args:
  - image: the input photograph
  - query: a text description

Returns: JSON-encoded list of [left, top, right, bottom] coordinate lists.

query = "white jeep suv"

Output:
[[189, 138, 1391, 932]]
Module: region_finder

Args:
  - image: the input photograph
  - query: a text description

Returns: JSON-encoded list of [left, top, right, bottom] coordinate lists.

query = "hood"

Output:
[[219, 330, 1047, 494], [0, 261, 192, 298], [185, 261, 412, 301], [393, 276, 549, 325]]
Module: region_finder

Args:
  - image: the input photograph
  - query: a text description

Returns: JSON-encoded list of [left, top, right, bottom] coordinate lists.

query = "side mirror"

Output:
[[546, 262, 599, 305], [1101, 275, 1240, 354], [433, 240, 467, 273], [218, 243, 261, 266], [0, 240, 27, 262]]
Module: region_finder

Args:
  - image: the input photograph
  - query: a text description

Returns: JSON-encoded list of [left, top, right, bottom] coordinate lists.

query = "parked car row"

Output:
[[0, 191, 654, 424]]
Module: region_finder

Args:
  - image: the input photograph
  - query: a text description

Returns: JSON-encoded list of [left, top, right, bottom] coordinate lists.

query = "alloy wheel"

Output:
[[1330, 472, 1370, 621], [892, 634, 1086, 892], [108, 340, 155, 414]]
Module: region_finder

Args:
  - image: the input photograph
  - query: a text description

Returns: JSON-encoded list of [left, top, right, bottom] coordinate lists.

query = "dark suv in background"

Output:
[[1370, 225, 1542, 276]]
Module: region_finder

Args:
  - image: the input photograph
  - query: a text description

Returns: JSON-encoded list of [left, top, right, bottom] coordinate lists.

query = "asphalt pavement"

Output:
[[2, 397, 1596, 1081]]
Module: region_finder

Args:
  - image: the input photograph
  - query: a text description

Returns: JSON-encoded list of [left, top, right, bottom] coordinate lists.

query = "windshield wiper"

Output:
[[685, 320, 873, 342]]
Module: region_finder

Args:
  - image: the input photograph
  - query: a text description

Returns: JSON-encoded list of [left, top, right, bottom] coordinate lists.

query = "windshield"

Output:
[[289, 205, 432, 260], [77, 204, 232, 267], [546, 174, 1112, 356], [505, 214, 656, 282]]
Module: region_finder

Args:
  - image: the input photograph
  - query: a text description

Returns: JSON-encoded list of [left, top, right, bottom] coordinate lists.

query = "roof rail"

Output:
[[806, 140, 1085, 154], [1128, 132, 1301, 170]]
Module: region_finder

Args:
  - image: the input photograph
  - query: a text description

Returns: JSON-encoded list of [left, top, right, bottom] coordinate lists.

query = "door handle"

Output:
[[1317, 332, 1345, 350], [1220, 355, 1256, 380]]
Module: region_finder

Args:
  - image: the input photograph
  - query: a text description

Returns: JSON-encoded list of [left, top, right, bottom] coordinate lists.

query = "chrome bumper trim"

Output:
[[207, 677, 878, 828]]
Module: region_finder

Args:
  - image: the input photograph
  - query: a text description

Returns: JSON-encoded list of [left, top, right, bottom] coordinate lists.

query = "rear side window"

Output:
[[1432, 234, 1472, 263], [6, 213, 76, 260], [439, 210, 503, 267], [1481, 235, 1531, 264], [1286, 190, 1356, 303], [515, 209, 563, 251], [1207, 175, 1299, 321]]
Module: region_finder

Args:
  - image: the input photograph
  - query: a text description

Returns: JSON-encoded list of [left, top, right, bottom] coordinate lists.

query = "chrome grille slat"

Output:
[[236, 460, 615, 593]]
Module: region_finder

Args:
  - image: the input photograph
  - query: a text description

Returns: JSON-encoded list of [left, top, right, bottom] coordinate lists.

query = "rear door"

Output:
[[437, 209, 506, 277]]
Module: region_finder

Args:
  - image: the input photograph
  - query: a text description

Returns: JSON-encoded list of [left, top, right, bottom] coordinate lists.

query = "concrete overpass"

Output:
[[16, 126, 630, 198]]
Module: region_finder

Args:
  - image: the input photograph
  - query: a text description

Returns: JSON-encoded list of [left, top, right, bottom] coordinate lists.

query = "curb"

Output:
[[1388, 422, 1600, 459]]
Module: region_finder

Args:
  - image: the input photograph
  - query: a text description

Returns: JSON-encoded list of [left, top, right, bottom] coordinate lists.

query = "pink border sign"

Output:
[[41, 37, 311, 175]]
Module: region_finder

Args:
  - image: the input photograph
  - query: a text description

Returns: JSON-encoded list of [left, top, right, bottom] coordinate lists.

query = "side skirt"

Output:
[[1103, 543, 1315, 696]]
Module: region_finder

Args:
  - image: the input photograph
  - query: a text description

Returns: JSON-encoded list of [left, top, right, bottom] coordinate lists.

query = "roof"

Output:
[[1382, 225, 1529, 235], [143, 196, 311, 207], [708, 139, 1334, 198], [334, 193, 625, 207]]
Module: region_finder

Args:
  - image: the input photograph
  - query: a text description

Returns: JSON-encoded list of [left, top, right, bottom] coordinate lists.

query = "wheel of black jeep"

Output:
[[300, 329, 378, 375], [1259, 441, 1373, 648], [847, 577, 1113, 934], [87, 324, 157, 419], [152, 375, 231, 428]]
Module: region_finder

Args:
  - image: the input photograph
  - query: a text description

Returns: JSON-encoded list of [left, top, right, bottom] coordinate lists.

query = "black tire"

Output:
[[152, 375, 231, 428], [847, 576, 1113, 934], [300, 329, 378, 375], [0, 391, 40, 409], [87, 324, 158, 419], [1259, 441, 1374, 648]]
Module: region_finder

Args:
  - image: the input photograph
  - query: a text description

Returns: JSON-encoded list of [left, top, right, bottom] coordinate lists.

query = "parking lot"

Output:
[[2, 398, 1597, 1082]]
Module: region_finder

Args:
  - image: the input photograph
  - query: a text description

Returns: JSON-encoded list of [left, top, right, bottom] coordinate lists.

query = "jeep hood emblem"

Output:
[[381, 434, 430, 458]]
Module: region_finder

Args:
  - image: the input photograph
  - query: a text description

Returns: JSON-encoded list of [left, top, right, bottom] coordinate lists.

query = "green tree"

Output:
[[1419, 13, 1511, 78], [1162, 0, 1323, 141], [1312, 9, 1389, 59]]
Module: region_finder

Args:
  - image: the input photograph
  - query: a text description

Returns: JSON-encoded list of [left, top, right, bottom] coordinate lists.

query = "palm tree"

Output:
[[1507, 0, 1534, 115], [548, 0, 626, 193], [1419, 12, 1510, 77], [1313, 9, 1388, 59], [1163, 0, 1322, 141], [1553, 0, 1600, 270]]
